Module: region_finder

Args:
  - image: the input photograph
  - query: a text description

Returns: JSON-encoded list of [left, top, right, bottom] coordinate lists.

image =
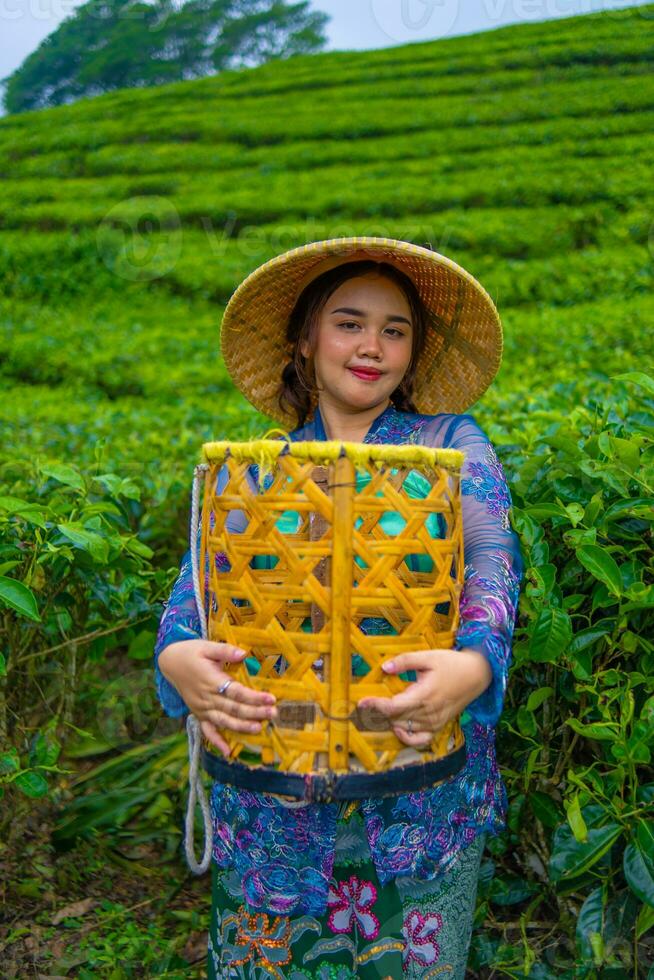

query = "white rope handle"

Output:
[[183, 464, 212, 875], [184, 460, 308, 858], [184, 714, 213, 873]]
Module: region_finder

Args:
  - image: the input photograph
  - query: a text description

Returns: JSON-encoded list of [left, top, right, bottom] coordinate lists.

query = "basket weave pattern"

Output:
[[200, 441, 466, 776]]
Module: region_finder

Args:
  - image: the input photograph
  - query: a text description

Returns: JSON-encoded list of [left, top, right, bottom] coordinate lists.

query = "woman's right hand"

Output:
[[157, 639, 277, 757]]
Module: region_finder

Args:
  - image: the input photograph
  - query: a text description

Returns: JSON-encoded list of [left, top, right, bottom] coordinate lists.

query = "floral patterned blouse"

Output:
[[153, 403, 524, 917]]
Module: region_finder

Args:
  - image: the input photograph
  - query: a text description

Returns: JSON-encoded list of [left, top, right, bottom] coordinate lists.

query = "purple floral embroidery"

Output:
[[209, 782, 338, 916], [455, 550, 523, 725], [461, 442, 512, 531], [360, 719, 509, 884], [459, 554, 520, 631]]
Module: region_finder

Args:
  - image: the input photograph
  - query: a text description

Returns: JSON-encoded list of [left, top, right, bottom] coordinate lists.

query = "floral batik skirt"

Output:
[[207, 802, 486, 980]]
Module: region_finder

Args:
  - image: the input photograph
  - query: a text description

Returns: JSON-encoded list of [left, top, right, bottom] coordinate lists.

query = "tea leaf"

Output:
[[13, 771, 49, 798], [0, 750, 20, 775], [613, 371, 654, 397], [526, 686, 554, 712], [568, 626, 609, 654], [40, 461, 85, 491], [0, 576, 41, 622], [636, 820, 654, 865], [566, 718, 620, 742], [0, 496, 48, 527], [529, 791, 560, 829], [566, 793, 588, 843], [56, 523, 110, 564], [623, 842, 654, 907], [576, 545, 623, 597], [576, 887, 604, 961], [550, 821, 622, 882], [529, 607, 572, 663], [636, 901, 654, 941]]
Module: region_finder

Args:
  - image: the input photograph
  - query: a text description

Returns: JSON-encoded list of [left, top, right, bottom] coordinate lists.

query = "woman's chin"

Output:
[[344, 392, 388, 412]]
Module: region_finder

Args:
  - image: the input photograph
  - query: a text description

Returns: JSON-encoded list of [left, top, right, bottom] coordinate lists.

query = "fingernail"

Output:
[[382, 661, 395, 672]]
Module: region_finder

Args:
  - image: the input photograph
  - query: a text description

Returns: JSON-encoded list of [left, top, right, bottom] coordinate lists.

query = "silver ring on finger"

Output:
[[217, 678, 233, 697], [407, 718, 413, 735]]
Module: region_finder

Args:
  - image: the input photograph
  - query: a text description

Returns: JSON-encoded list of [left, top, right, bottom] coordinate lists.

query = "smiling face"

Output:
[[300, 272, 414, 418]]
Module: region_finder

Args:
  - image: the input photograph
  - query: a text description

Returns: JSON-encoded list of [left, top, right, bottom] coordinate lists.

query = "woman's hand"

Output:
[[158, 640, 278, 757], [357, 648, 492, 749]]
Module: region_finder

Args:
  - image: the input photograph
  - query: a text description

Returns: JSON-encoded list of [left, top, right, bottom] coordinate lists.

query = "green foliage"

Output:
[[2, 0, 329, 115], [0, 447, 170, 821], [1, 5, 654, 976], [470, 372, 654, 976]]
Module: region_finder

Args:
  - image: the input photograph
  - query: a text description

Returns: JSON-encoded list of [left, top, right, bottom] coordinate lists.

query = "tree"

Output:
[[1, 0, 329, 114]]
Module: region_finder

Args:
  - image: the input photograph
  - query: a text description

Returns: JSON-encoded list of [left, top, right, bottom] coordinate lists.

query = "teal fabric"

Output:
[[245, 467, 447, 687]]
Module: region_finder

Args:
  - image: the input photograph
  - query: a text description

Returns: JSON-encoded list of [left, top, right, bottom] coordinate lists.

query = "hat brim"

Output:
[[220, 237, 502, 428]]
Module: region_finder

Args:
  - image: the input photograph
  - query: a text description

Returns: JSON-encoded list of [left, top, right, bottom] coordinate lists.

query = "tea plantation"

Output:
[[1, 4, 653, 977]]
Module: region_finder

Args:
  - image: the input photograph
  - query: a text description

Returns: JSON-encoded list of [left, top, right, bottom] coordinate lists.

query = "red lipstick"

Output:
[[348, 367, 382, 380]]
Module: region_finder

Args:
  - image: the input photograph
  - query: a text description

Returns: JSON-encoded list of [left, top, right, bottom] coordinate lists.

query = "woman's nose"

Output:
[[357, 330, 382, 357]]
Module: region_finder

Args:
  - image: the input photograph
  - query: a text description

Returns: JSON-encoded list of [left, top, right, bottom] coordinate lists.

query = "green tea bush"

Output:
[[464, 372, 654, 976], [3, 63, 652, 159], [161, 239, 653, 310], [3, 108, 653, 183], [4, 168, 652, 239], [0, 451, 165, 842]]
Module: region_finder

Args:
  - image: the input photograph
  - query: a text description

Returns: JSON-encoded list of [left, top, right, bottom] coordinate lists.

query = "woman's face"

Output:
[[300, 272, 414, 415]]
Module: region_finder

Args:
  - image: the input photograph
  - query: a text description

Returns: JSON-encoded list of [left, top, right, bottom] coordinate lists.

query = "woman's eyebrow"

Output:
[[329, 306, 411, 326]]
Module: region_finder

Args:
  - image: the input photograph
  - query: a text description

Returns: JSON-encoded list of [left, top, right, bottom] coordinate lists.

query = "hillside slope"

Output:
[[0, 4, 652, 499]]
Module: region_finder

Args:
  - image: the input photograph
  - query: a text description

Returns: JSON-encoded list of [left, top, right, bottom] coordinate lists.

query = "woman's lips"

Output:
[[348, 368, 383, 381]]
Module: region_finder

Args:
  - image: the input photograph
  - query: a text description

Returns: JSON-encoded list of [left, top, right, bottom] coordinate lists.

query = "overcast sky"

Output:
[[0, 0, 650, 116]]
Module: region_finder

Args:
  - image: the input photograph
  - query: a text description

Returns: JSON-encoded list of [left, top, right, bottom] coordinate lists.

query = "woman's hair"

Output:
[[277, 260, 429, 429]]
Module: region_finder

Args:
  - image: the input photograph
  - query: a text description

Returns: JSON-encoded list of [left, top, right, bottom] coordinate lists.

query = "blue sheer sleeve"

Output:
[[152, 463, 253, 718], [417, 413, 524, 727], [153, 542, 201, 719]]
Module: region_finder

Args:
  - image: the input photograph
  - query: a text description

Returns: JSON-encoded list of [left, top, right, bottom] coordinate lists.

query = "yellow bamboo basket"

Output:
[[188, 438, 468, 805]]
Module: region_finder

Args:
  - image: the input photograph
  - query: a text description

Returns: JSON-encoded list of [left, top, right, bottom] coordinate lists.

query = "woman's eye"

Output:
[[339, 322, 405, 338]]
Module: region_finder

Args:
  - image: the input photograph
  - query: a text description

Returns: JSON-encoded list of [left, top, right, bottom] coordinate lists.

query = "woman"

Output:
[[154, 238, 524, 978]]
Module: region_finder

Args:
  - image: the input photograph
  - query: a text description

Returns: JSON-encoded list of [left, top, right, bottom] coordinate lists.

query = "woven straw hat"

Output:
[[220, 237, 502, 428]]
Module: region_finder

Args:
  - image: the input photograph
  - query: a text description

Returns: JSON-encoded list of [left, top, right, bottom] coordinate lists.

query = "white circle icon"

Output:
[[370, 0, 460, 43], [96, 196, 182, 282]]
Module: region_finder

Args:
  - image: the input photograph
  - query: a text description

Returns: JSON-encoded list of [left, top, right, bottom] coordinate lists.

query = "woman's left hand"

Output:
[[357, 648, 493, 749]]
